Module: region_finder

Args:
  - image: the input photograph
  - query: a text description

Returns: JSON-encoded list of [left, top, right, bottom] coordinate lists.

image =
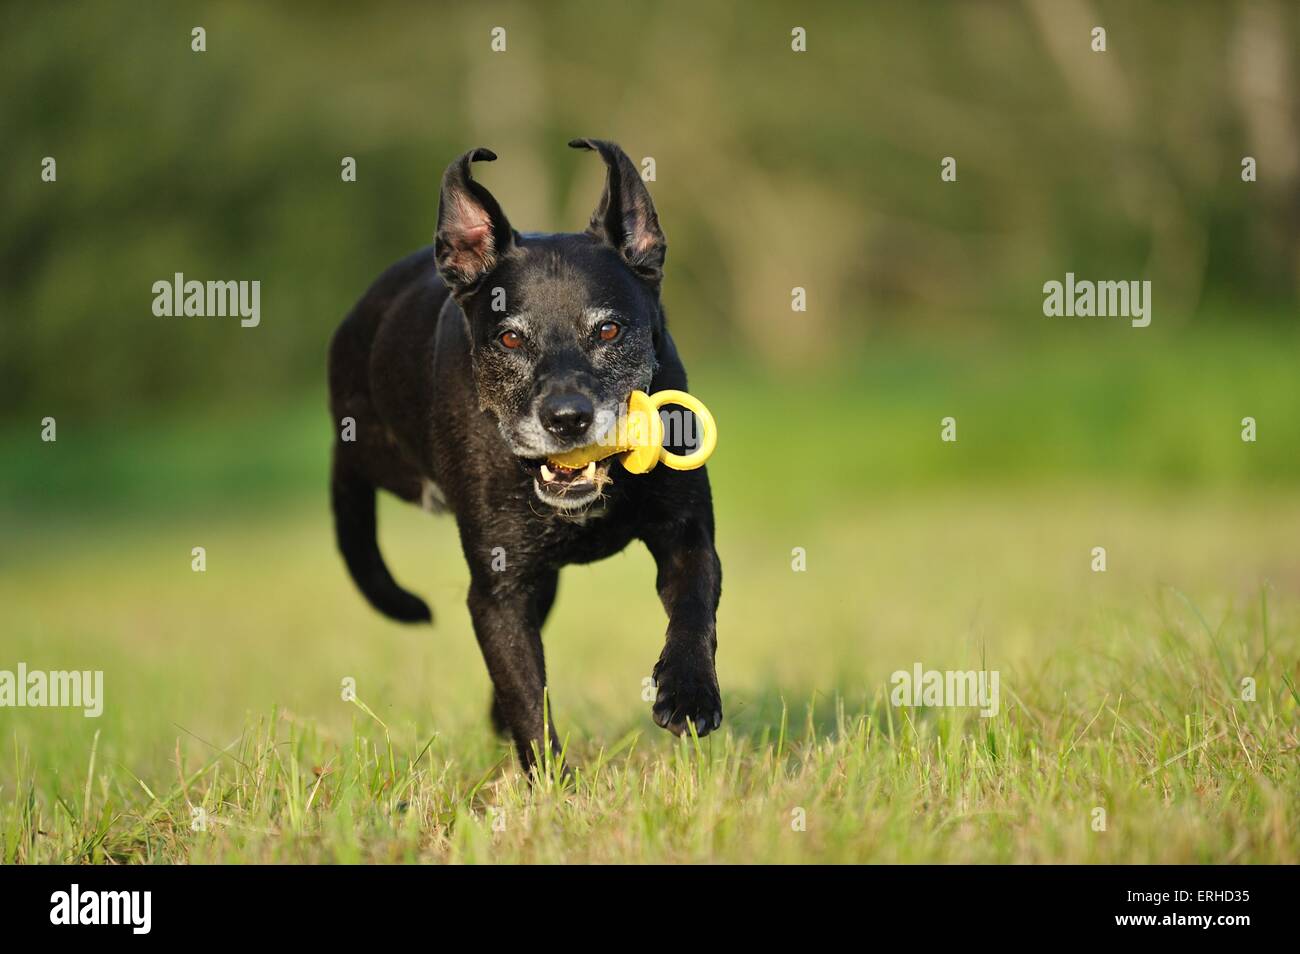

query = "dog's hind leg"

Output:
[[331, 453, 432, 624]]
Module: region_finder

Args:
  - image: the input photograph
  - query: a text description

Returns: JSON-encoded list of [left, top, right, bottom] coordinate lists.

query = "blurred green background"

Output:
[[3, 0, 1297, 445]]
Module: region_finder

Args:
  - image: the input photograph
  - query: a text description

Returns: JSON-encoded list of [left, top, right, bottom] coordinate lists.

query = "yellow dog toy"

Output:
[[548, 389, 717, 474]]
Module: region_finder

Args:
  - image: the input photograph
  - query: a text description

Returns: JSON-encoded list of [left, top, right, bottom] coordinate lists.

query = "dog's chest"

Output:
[[534, 507, 638, 567]]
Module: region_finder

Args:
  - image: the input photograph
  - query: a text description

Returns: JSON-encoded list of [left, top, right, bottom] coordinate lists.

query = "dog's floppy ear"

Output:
[[569, 138, 666, 284], [435, 147, 515, 294]]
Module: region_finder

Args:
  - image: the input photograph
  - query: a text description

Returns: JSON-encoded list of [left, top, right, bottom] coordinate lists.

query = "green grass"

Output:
[[1, 334, 1297, 863], [1, 488, 1296, 863]]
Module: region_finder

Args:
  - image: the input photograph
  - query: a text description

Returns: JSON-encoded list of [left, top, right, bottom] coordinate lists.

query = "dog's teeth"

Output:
[[540, 464, 556, 482], [583, 461, 597, 479]]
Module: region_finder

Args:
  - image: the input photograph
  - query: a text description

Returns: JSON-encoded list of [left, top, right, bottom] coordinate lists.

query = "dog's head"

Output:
[[434, 140, 666, 511]]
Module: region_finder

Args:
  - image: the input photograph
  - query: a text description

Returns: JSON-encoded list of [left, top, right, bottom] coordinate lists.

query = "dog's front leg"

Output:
[[467, 579, 558, 772], [642, 509, 723, 737]]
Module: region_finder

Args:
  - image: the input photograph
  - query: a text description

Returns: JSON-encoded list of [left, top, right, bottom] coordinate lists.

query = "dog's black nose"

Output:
[[540, 392, 594, 440]]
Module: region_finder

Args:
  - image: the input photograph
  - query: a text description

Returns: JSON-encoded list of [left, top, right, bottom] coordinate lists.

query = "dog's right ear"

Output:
[[435, 148, 515, 294]]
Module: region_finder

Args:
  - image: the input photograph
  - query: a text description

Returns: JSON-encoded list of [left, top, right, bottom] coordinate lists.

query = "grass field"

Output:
[[2, 335, 1297, 863]]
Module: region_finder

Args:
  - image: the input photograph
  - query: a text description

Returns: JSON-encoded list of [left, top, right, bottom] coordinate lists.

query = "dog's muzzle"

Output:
[[518, 457, 613, 511]]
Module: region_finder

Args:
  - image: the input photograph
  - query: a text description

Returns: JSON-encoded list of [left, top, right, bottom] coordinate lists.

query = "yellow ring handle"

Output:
[[649, 389, 717, 470], [546, 388, 718, 474]]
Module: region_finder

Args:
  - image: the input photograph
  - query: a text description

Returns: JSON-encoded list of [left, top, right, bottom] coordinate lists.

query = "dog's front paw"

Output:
[[651, 648, 722, 737]]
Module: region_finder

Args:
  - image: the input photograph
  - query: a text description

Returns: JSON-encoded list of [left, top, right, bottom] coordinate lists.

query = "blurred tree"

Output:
[[1, 0, 1295, 418]]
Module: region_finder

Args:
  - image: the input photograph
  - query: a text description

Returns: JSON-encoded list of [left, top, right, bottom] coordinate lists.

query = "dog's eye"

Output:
[[499, 330, 525, 350], [597, 320, 621, 342]]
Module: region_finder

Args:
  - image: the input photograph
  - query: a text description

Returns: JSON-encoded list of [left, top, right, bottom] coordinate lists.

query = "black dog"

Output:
[[328, 140, 722, 770]]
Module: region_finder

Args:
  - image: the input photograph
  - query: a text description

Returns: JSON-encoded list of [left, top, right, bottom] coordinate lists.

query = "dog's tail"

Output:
[[331, 457, 432, 624]]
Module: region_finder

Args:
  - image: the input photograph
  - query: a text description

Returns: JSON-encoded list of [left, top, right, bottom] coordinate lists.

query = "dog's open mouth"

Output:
[[520, 457, 613, 510]]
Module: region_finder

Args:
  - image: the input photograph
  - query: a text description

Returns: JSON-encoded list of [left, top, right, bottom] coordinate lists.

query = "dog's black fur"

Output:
[[328, 140, 722, 770]]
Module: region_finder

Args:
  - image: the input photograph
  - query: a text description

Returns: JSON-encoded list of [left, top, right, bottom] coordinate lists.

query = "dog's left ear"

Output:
[[435, 147, 516, 294], [569, 139, 666, 284]]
